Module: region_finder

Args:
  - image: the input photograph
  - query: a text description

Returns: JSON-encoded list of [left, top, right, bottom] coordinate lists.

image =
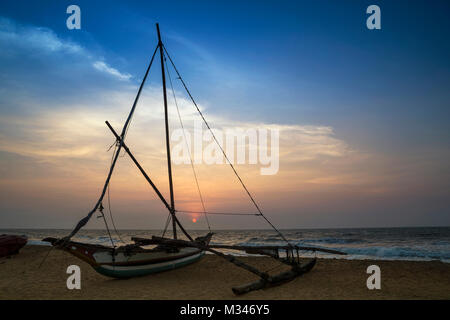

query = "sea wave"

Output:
[[337, 246, 450, 261], [300, 237, 365, 244], [3, 227, 450, 263]]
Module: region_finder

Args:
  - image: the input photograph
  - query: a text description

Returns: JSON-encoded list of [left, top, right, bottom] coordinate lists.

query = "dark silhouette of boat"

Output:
[[0, 234, 27, 258]]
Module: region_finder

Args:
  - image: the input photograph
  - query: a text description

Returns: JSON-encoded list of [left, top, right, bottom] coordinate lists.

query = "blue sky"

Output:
[[2, 0, 449, 151], [0, 0, 449, 228]]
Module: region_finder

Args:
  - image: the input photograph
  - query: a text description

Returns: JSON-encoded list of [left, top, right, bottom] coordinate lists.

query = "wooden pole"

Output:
[[105, 121, 171, 212], [156, 23, 177, 240], [208, 244, 346, 256], [105, 121, 193, 242]]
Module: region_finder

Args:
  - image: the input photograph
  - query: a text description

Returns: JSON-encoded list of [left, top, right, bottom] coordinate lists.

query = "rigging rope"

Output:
[[106, 185, 123, 243], [163, 45, 292, 246], [176, 210, 261, 216], [99, 203, 116, 248], [38, 246, 54, 269], [106, 143, 125, 244], [164, 52, 211, 232], [162, 213, 172, 237]]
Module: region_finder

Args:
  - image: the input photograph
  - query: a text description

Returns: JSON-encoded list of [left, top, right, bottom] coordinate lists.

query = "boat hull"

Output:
[[94, 250, 205, 278], [43, 236, 209, 279]]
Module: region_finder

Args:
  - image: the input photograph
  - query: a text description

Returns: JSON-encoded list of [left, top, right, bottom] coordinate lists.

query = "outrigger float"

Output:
[[44, 23, 345, 295]]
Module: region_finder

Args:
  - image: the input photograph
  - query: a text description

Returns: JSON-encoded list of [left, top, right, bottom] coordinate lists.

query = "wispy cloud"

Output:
[[0, 17, 130, 83], [93, 61, 132, 81], [0, 17, 83, 55]]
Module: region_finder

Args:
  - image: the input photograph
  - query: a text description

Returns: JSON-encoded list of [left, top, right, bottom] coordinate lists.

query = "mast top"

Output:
[[156, 23, 162, 45]]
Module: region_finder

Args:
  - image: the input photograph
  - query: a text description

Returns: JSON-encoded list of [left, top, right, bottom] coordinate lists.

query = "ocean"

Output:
[[1, 227, 449, 263]]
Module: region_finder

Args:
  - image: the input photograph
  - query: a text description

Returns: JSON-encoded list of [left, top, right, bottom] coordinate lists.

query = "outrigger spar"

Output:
[[43, 23, 345, 294]]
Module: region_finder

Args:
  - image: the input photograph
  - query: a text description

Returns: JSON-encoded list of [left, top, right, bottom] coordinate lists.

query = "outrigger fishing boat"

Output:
[[44, 23, 345, 294]]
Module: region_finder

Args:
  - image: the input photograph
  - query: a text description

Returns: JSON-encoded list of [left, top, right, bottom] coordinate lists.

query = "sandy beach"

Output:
[[0, 245, 449, 300]]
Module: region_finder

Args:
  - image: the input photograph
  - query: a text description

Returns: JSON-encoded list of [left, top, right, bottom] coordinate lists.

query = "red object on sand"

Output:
[[0, 234, 28, 258]]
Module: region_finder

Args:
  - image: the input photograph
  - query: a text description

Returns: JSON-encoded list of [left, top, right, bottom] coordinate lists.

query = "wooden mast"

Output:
[[156, 23, 177, 239]]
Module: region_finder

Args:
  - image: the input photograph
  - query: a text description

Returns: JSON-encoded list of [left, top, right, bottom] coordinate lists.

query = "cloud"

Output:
[[0, 17, 344, 167], [0, 16, 83, 56], [0, 17, 130, 84], [93, 61, 132, 81], [0, 13, 350, 177]]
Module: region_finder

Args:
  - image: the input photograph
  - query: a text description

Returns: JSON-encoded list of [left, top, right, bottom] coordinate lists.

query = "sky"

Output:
[[0, 0, 449, 230]]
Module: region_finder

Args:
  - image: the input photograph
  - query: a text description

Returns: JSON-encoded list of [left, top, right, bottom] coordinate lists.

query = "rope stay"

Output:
[[162, 212, 172, 237], [106, 185, 124, 243], [98, 203, 116, 248], [164, 52, 211, 232], [106, 143, 125, 244], [162, 44, 292, 246], [176, 210, 261, 216]]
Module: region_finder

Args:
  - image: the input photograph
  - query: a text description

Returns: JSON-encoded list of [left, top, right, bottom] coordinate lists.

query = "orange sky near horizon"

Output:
[[1, 98, 448, 230]]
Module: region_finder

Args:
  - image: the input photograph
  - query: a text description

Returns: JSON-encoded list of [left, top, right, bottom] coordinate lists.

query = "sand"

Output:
[[0, 245, 449, 300]]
